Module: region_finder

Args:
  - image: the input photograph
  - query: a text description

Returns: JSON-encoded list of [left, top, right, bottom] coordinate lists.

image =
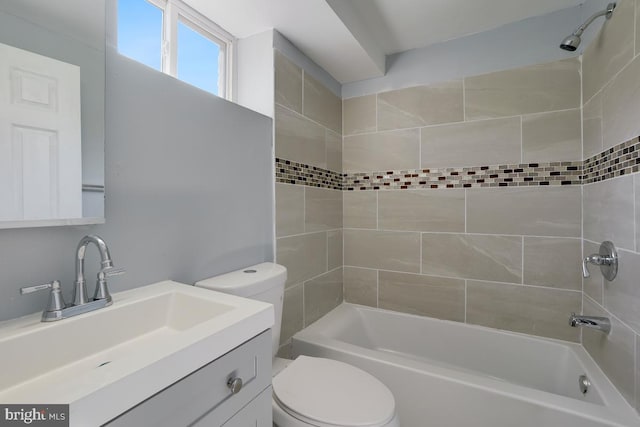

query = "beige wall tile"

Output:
[[377, 81, 464, 131], [584, 176, 635, 251], [303, 73, 342, 134], [583, 119, 603, 160], [277, 232, 327, 287], [637, 0, 640, 57], [523, 237, 582, 290], [281, 284, 303, 344], [636, 174, 640, 251], [305, 187, 342, 232], [328, 229, 343, 270], [602, 55, 640, 149], [304, 268, 343, 325], [275, 104, 326, 168], [344, 267, 377, 307], [344, 229, 421, 273], [326, 129, 342, 173], [467, 187, 582, 237], [344, 95, 376, 136], [422, 233, 522, 283], [583, 91, 604, 159], [378, 189, 464, 232], [637, 335, 640, 411], [467, 281, 581, 341], [583, 297, 636, 405], [343, 129, 420, 173], [421, 117, 521, 168], [604, 249, 640, 334], [276, 184, 305, 238], [465, 58, 580, 119], [582, 0, 635, 101], [583, 240, 604, 304], [522, 109, 582, 163], [344, 191, 377, 229], [379, 271, 465, 321], [275, 50, 302, 113]]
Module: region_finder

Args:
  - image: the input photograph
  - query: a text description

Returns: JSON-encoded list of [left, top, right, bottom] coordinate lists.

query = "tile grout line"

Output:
[[420, 232, 423, 275], [462, 78, 466, 122], [521, 237, 525, 284], [580, 52, 585, 322], [341, 264, 583, 293], [464, 189, 467, 233], [375, 93, 379, 132], [464, 279, 468, 323], [341, 108, 581, 139], [277, 101, 341, 139], [520, 115, 524, 164], [343, 228, 581, 240], [634, 177, 638, 253], [376, 190, 379, 230], [376, 269, 380, 308]]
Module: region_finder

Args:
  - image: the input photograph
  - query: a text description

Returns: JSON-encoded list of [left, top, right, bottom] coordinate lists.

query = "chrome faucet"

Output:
[[569, 312, 611, 334], [74, 234, 124, 306], [20, 235, 124, 322]]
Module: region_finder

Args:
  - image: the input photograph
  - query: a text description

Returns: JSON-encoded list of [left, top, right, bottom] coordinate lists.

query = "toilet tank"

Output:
[[195, 263, 287, 356]]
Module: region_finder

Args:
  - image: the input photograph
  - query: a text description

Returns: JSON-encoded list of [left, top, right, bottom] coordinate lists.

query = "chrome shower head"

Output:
[[559, 3, 616, 52], [560, 34, 581, 51]]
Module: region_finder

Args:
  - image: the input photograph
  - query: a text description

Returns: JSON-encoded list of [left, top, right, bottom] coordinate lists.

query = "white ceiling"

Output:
[[187, 0, 585, 83]]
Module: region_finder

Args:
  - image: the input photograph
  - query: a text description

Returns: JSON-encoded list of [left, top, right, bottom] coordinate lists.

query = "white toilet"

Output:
[[195, 262, 399, 427]]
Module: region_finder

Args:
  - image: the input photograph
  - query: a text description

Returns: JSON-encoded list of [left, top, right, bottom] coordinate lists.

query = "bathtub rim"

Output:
[[292, 303, 640, 427]]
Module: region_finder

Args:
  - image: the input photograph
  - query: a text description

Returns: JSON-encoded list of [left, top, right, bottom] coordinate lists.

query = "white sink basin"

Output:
[[0, 281, 274, 426]]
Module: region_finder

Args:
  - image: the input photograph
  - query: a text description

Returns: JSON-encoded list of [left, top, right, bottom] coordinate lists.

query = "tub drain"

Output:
[[578, 374, 590, 394]]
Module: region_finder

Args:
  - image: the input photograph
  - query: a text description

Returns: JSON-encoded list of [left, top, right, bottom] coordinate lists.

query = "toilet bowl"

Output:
[[195, 263, 399, 427]]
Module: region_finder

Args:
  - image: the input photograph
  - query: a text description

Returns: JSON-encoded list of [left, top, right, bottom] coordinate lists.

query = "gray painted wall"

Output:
[[0, 45, 274, 321], [341, 4, 595, 98]]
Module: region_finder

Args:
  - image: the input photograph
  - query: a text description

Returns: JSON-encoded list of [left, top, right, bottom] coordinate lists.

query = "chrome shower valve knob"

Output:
[[582, 241, 618, 281]]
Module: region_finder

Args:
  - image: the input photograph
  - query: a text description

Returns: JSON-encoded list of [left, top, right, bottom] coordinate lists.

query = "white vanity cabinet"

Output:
[[105, 330, 272, 427]]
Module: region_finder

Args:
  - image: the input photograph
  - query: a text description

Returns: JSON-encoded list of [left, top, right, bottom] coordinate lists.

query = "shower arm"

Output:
[[572, 3, 615, 37]]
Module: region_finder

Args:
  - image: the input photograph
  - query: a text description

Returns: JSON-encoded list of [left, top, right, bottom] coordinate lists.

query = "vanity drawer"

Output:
[[105, 330, 271, 427], [214, 386, 272, 427]]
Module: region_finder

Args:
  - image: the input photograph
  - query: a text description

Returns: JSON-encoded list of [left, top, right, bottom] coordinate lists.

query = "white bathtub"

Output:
[[291, 304, 640, 427]]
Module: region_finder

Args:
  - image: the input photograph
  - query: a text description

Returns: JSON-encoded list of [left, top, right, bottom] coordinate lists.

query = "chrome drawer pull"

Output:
[[227, 377, 243, 394]]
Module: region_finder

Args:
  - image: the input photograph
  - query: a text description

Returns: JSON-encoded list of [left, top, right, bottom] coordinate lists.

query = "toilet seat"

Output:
[[273, 356, 396, 427]]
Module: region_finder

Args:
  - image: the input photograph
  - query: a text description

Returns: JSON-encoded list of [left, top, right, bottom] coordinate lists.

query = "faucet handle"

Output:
[[20, 281, 66, 318], [93, 267, 124, 305], [582, 257, 592, 278], [20, 280, 60, 295]]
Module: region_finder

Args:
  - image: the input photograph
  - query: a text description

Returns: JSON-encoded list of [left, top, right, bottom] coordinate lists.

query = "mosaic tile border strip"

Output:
[[276, 136, 640, 191], [343, 162, 582, 190], [583, 136, 640, 184], [275, 158, 342, 190]]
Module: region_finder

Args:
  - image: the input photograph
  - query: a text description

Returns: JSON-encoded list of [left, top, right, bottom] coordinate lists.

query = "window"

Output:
[[117, 0, 234, 98]]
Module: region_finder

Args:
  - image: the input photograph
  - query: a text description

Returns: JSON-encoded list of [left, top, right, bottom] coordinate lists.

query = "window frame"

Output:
[[134, 0, 235, 99]]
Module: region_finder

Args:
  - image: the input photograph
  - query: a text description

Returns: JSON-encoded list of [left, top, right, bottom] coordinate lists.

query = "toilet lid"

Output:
[[273, 356, 396, 427]]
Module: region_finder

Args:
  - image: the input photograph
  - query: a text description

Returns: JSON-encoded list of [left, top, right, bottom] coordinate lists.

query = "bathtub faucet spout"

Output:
[[569, 313, 610, 334]]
